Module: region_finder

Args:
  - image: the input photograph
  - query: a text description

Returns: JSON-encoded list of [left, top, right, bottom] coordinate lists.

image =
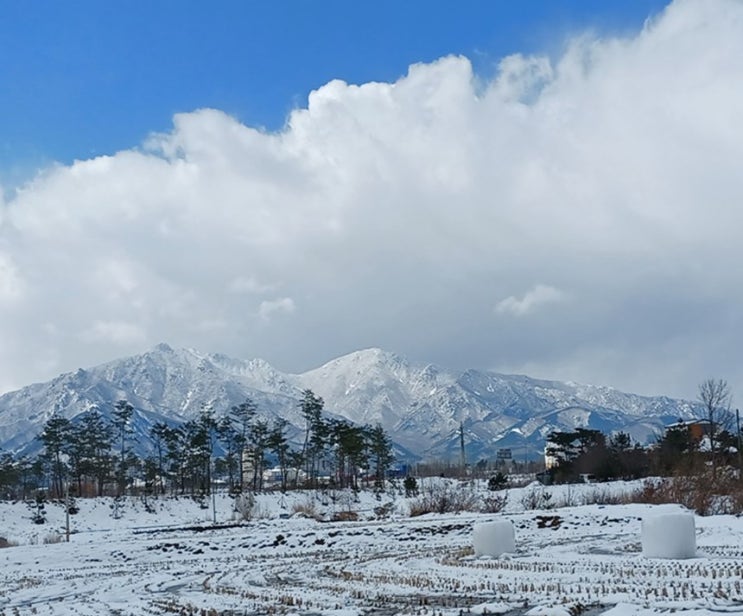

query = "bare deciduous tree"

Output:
[[698, 378, 732, 478]]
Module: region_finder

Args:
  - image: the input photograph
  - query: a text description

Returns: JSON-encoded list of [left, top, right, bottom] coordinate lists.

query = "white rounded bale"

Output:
[[473, 519, 515, 557], [641, 511, 696, 559]]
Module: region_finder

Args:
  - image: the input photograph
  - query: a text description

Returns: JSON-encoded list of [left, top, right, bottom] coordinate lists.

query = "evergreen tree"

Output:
[[330, 420, 366, 489], [150, 421, 170, 494], [247, 418, 270, 491], [76, 410, 114, 496], [267, 418, 290, 491], [0, 451, 19, 499], [112, 400, 135, 496], [142, 456, 160, 496], [546, 429, 605, 483], [651, 422, 700, 475], [38, 415, 72, 497], [230, 398, 257, 490], [299, 389, 325, 488], [64, 421, 86, 496], [181, 408, 217, 495], [607, 432, 648, 480], [216, 416, 241, 492], [163, 424, 187, 494], [368, 423, 394, 490], [286, 449, 304, 488]]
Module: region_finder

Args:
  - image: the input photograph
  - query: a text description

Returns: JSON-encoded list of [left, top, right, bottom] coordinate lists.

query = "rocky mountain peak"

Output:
[[0, 344, 702, 460]]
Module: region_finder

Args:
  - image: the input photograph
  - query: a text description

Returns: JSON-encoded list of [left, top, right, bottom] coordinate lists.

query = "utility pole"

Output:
[[60, 453, 70, 542], [459, 422, 466, 478], [737, 409, 742, 481], [211, 459, 217, 525], [65, 477, 70, 542]]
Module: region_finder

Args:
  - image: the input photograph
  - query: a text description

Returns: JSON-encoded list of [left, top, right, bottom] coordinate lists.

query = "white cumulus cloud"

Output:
[[1, 0, 743, 398]]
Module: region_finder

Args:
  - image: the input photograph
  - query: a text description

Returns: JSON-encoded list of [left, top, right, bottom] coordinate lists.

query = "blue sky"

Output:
[[1, 1, 667, 179], [3, 0, 743, 400]]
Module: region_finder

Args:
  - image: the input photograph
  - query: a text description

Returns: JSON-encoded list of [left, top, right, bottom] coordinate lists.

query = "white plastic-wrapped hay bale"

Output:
[[641, 511, 696, 559], [473, 519, 515, 557]]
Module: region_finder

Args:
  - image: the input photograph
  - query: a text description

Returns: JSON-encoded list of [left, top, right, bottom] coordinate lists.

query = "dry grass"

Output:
[[408, 482, 480, 517], [479, 491, 508, 513], [632, 470, 743, 515], [291, 497, 321, 520], [42, 533, 64, 544], [331, 511, 359, 522], [520, 486, 553, 510]]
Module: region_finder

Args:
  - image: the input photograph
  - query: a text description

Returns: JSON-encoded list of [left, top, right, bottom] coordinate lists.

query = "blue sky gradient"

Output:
[[2, 1, 667, 174]]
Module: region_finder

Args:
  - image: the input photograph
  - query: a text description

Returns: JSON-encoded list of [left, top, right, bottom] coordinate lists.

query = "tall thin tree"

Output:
[[698, 378, 732, 479], [38, 415, 72, 497], [112, 400, 134, 496]]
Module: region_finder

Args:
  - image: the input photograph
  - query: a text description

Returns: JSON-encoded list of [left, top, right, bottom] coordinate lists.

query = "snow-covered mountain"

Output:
[[0, 344, 700, 461]]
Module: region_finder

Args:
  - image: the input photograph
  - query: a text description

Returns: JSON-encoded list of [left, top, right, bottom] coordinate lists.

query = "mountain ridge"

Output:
[[0, 344, 701, 460]]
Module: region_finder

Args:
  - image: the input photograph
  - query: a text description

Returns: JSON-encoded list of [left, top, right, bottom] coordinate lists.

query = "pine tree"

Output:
[[150, 421, 170, 494], [163, 425, 186, 494], [0, 451, 19, 499], [112, 400, 135, 496], [230, 398, 257, 490], [216, 416, 241, 492], [76, 410, 114, 496], [368, 423, 394, 490], [247, 418, 270, 491], [38, 415, 72, 497], [267, 418, 290, 491], [182, 408, 217, 495], [330, 420, 367, 490], [299, 389, 325, 488]]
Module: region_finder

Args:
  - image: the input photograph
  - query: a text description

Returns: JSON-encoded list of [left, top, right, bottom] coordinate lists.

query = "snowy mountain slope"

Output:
[[294, 348, 700, 459], [0, 344, 701, 459], [0, 344, 305, 456]]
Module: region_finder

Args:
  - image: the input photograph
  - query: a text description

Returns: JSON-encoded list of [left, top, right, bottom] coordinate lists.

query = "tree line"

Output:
[[0, 389, 394, 500], [544, 379, 742, 484]]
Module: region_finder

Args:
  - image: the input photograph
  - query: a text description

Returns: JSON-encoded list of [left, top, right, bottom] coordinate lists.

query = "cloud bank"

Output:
[[1, 0, 743, 398]]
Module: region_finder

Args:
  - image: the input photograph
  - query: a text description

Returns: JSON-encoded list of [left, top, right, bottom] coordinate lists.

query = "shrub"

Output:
[[373, 502, 395, 519], [631, 470, 743, 515], [580, 485, 626, 506], [552, 484, 578, 508], [332, 511, 359, 522], [487, 472, 509, 491], [291, 497, 320, 520], [29, 492, 47, 524], [520, 486, 553, 510], [408, 482, 479, 517], [233, 493, 256, 521], [43, 533, 64, 544], [54, 497, 80, 515], [480, 491, 508, 514], [403, 476, 418, 497]]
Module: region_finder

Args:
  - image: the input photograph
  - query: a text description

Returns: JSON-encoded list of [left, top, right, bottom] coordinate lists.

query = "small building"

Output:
[[668, 419, 712, 444]]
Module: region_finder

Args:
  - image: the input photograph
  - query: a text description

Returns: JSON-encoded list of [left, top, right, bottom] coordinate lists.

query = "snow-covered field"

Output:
[[1, 480, 742, 616]]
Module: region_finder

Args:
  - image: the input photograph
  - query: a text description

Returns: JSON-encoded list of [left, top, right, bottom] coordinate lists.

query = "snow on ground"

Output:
[[1, 480, 742, 615]]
